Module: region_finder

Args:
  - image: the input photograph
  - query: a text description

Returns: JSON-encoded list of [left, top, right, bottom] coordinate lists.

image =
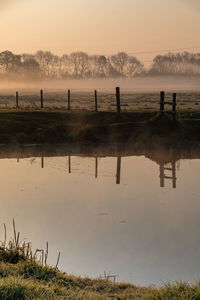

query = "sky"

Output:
[[0, 0, 200, 65]]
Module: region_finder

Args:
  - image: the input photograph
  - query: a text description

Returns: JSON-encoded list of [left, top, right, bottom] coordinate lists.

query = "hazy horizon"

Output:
[[0, 77, 199, 93]]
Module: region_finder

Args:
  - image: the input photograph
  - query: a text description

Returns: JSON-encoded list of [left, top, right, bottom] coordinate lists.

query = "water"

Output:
[[0, 147, 200, 286]]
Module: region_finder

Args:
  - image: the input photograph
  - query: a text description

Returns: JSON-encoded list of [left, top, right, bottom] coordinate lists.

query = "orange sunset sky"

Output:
[[0, 0, 200, 65]]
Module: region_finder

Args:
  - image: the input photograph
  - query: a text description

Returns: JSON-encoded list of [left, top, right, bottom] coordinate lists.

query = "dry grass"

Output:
[[0, 221, 200, 299]]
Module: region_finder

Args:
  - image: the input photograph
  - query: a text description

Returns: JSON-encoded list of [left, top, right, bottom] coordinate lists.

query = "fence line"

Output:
[[5, 87, 181, 114]]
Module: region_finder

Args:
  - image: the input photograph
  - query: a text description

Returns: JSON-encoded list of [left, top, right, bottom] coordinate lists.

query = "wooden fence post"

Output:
[[116, 87, 121, 114], [16, 91, 19, 108], [95, 90, 98, 111], [160, 91, 165, 113], [68, 89, 71, 110], [40, 90, 43, 108], [172, 93, 177, 114]]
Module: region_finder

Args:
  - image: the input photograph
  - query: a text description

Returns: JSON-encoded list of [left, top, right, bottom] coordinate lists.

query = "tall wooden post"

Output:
[[116, 156, 121, 184], [160, 91, 165, 113], [172, 93, 177, 115], [116, 87, 121, 114], [95, 90, 98, 111], [68, 89, 71, 110], [16, 91, 19, 108], [40, 90, 43, 108]]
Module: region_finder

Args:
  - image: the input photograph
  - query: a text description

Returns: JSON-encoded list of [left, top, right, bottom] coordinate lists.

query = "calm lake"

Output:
[[0, 146, 200, 286]]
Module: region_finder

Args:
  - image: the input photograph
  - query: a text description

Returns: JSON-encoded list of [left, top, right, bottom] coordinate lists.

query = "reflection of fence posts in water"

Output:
[[68, 156, 71, 174], [95, 157, 98, 178], [28, 155, 124, 183], [41, 156, 44, 169], [160, 164, 165, 187], [116, 157, 121, 185], [172, 162, 176, 188], [159, 161, 177, 188]]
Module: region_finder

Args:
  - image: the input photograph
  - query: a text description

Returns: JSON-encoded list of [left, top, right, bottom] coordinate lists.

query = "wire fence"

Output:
[[0, 89, 199, 111]]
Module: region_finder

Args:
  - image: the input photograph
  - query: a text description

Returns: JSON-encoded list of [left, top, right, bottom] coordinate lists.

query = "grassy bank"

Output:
[[0, 110, 199, 145], [0, 222, 200, 299], [1, 260, 200, 299]]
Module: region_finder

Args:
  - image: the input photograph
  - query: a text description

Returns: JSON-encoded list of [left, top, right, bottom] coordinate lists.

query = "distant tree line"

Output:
[[0, 50, 200, 80], [150, 52, 200, 75]]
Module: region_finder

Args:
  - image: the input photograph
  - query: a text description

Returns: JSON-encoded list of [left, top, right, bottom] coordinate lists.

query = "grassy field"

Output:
[[0, 109, 199, 145], [0, 90, 199, 111]]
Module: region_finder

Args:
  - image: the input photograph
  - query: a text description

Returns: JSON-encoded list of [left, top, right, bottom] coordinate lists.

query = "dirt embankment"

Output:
[[0, 110, 199, 146]]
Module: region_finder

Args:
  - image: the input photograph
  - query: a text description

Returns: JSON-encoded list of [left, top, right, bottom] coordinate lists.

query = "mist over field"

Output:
[[0, 77, 200, 93]]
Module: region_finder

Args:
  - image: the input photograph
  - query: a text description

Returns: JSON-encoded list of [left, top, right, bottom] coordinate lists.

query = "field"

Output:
[[0, 90, 200, 111]]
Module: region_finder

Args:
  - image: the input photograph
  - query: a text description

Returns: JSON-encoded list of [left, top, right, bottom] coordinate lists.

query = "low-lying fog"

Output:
[[0, 76, 200, 93]]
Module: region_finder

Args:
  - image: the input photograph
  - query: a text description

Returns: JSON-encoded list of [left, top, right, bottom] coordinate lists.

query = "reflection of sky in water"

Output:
[[0, 155, 200, 286]]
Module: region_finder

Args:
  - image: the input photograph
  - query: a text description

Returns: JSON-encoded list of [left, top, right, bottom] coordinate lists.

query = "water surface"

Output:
[[0, 149, 200, 286]]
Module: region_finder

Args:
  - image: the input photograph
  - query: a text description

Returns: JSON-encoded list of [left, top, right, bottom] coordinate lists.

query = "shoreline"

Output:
[[0, 110, 199, 146]]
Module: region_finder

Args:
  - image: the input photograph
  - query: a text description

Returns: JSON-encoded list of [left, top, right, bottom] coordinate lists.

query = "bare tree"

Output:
[[150, 52, 200, 75], [69, 52, 89, 78], [35, 51, 55, 78], [110, 52, 129, 76], [0, 50, 21, 74], [60, 54, 70, 78], [125, 56, 144, 77], [89, 55, 108, 78], [21, 55, 40, 79]]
